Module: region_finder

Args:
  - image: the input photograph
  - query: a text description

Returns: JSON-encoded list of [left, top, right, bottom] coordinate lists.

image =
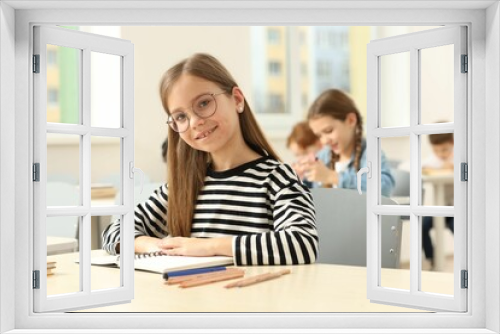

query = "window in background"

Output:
[[267, 28, 281, 45], [268, 61, 282, 76], [251, 26, 352, 116], [251, 26, 289, 114]]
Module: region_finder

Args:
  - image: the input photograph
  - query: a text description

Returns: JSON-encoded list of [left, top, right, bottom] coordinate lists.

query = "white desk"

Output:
[[47, 236, 78, 255], [46, 251, 454, 313], [90, 196, 117, 249], [422, 172, 454, 271]]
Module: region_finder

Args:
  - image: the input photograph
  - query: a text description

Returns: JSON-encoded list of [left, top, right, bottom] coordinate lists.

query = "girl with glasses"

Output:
[[103, 53, 318, 265]]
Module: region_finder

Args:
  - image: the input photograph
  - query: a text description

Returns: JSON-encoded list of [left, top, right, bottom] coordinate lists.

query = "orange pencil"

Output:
[[166, 268, 244, 285], [224, 269, 291, 288], [179, 270, 245, 288]]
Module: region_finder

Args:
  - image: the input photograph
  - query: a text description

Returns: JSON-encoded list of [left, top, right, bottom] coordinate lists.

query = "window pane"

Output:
[[420, 44, 454, 125], [251, 27, 289, 114], [46, 216, 80, 296], [421, 133, 454, 206], [47, 133, 80, 206], [298, 26, 351, 107], [91, 52, 122, 128], [380, 136, 410, 202], [380, 52, 410, 128], [420, 215, 454, 294], [46, 44, 81, 124], [91, 137, 120, 206], [92, 215, 121, 291], [380, 215, 409, 291]]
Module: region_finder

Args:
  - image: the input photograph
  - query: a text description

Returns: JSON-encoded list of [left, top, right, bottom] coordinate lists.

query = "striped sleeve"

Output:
[[232, 165, 319, 265], [102, 184, 169, 255]]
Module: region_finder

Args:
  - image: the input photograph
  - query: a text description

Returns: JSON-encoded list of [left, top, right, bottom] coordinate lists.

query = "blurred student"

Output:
[[286, 121, 329, 188], [305, 89, 395, 196], [422, 132, 454, 269], [102, 53, 318, 266], [422, 132, 454, 173], [161, 137, 168, 162]]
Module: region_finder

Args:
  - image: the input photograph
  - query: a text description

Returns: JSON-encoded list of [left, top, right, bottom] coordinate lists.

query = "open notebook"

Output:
[[87, 251, 234, 274]]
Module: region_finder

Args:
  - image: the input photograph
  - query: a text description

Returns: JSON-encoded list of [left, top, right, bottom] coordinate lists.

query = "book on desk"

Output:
[[85, 251, 234, 275]]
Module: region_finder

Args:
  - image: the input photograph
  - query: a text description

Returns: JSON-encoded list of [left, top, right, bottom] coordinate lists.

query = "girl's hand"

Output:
[[292, 153, 317, 180], [304, 160, 338, 185], [134, 236, 163, 254], [291, 161, 307, 179], [442, 161, 454, 170], [158, 237, 233, 257]]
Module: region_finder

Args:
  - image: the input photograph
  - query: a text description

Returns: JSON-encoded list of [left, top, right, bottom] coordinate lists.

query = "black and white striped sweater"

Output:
[[102, 156, 318, 265]]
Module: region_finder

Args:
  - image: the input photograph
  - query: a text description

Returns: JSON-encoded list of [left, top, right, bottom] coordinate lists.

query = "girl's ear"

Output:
[[232, 86, 245, 112], [346, 112, 357, 128]]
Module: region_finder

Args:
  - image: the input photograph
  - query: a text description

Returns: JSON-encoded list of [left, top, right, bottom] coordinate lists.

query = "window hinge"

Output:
[[33, 54, 40, 73], [33, 270, 40, 289], [461, 270, 468, 289], [33, 163, 40, 182], [461, 162, 468, 181], [461, 54, 468, 73]]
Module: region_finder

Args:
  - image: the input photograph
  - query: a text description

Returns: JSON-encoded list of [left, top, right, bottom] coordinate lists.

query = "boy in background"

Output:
[[422, 132, 454, 270], [286, 121, 328, 188]]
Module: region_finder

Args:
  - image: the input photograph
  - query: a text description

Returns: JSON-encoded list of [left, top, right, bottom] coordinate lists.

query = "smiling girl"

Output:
[[305, 89, 394, 197], [102, 53, 318, 265]]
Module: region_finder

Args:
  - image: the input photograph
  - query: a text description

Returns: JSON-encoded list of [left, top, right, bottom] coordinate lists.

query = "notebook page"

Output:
[[133, 255, 234, 274]]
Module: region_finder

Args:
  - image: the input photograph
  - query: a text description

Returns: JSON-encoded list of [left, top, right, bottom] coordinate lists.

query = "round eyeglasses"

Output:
[[166, 92, 226, 133]]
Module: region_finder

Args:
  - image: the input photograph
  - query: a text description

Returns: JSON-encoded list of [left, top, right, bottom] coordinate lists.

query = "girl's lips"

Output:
[[195, 126, 217, 140]]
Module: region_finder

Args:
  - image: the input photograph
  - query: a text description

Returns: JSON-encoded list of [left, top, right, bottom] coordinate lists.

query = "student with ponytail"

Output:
[[305, 89, 394, 197], [102, 53, 318, 266]]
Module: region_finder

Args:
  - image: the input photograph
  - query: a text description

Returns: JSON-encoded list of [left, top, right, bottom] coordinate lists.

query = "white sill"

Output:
[[47, 136, 120, 146]]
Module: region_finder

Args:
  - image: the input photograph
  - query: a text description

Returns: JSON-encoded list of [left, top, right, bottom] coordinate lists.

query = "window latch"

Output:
[[356, 161, 371, 195], [129, 162, 145, 194]]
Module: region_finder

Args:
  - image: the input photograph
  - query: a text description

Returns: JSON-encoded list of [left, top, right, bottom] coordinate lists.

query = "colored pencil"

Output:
[[224, 269, 291, 288]]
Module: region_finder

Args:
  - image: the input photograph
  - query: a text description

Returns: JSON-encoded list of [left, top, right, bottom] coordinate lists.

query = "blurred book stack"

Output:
[[91, 183, 116, 199], [47, 261, 56, 275]]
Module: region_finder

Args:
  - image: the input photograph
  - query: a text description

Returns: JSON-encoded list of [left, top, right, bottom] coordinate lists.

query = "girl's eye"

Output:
[[173, 113, 187, 122], [196, 98, 211, 110], [324, 128, 333, 134]]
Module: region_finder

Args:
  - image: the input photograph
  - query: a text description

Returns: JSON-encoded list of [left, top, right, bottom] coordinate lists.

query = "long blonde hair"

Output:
[[159, 53, 280, 237], [307, 89, 363, 172]]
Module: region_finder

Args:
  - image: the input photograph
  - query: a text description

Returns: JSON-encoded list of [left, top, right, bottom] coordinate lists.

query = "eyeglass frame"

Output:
[[166, 91, 227, 133]]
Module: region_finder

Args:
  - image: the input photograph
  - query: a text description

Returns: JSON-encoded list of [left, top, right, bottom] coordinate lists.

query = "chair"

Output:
[[98, 172, 151, 190], [391, 168, 410, 204], [311, 188, 402, 268]]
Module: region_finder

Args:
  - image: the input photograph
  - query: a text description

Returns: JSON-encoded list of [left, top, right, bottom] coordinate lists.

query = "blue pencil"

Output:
[[162, 266, 227, 280]]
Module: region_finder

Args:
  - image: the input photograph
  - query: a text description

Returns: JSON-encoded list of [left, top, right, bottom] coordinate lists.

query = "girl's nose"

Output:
[[190, 113, 205, 130]]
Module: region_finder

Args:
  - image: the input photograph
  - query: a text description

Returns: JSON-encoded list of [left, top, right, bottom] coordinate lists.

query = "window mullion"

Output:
[[409, 47, 420, 294], [81, 47, 91, 295]]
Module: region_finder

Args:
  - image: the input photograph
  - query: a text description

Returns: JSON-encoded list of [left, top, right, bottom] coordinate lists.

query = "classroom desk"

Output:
[[46, 251, 454, 313], [47, 236, 78, 255], [422, 172, 454, 271], [90, 196, 116, 249]]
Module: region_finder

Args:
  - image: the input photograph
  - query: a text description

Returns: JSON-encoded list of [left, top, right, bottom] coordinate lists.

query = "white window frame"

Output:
[[366, 26, 467, 312], [0, 1, 498, 333], [32, 25, 136, 312]]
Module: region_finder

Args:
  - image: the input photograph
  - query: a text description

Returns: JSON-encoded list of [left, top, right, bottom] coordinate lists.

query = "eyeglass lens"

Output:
[[168, 94, 217, 133]]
